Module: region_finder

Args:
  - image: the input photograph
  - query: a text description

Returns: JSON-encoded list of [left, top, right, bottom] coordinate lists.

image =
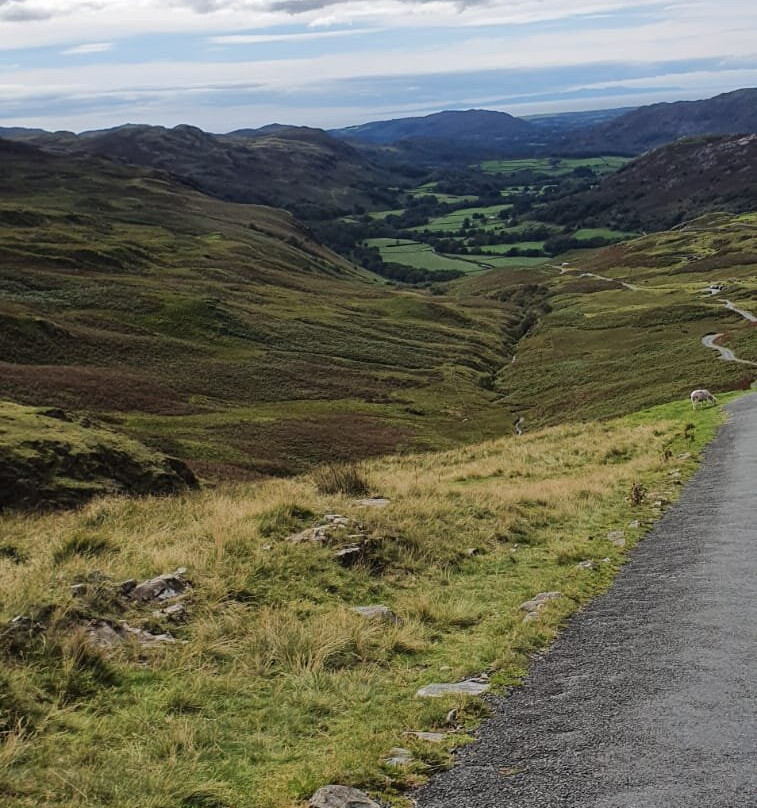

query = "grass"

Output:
[[490, 212, 757, 427], [0, 397, 728, 808], [0, 149, 534, 478], [479, 156, 631, 176]]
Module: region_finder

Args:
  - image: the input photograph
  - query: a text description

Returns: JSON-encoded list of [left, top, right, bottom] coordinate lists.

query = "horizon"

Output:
[[0, 1, 756, 133]]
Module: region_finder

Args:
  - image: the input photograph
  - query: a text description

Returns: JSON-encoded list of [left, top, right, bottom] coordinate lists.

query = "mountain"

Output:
[[331, 108, 536, 145], [0, 123, 401, 219], [540, 134, 757, 231], [573, 88, 757, 154], [0, 140, 519, 478]]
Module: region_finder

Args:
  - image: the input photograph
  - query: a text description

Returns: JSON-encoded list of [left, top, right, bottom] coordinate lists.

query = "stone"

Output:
[[629, 520, 641, 529], [519, 592, 562, 613], [130, 569, 189, 602], [416, 680, 490, 698], [351, 605, 401, 624], [607, 530, 625, 541], [153, 602, 188, 622], [356, 498, 390, 508], [465, 548, 482, 557], [85, 621, 123, 648], [384, 747, 414, 766], [309, 785, 381, 808], [445, 708, 459, 727], [118, 579, 138, 596], [404, 730, 447, 742], [577, 560, 597, 570], [71, 583, 88, 597], [333, 544, 365, 567], [85, 620, 176, 648]]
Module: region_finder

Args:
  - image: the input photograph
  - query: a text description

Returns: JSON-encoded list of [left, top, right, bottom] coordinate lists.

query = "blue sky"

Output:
[[0, 0, 755, 132]]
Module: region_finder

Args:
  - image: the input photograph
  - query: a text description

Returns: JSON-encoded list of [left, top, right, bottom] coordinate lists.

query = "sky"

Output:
[[0, 0, 755, 132]]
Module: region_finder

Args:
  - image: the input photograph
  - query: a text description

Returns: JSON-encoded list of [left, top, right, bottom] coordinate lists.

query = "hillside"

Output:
[[573, 88, 757, 154], [539, 134, 757, 232], [331, 109, 536, 147], [0, 394, 726, 808], [0, 124, 400, 219], [0, 141, 524, 479]]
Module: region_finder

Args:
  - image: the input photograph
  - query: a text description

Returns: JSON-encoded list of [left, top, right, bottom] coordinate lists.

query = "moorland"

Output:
[[1, 87, 756, 808]]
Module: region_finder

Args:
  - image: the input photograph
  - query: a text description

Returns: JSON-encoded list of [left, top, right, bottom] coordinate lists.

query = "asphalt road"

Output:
[[416, 394, 757, 808]]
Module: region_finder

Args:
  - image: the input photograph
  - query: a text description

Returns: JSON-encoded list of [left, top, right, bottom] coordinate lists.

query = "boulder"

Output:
[[404, 730, 447, 742], [309, 785, 381, 808]]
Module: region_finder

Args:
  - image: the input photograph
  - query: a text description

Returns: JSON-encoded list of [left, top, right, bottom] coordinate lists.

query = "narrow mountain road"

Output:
[[416, 394, 757, 808]]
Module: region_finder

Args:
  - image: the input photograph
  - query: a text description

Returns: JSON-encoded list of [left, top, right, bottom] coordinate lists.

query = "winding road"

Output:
[[702, 299, 757, 367], [416, 394, 757, 808]]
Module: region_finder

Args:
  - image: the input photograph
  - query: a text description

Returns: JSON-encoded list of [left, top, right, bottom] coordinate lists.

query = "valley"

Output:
[[1, 85, 757, 808]]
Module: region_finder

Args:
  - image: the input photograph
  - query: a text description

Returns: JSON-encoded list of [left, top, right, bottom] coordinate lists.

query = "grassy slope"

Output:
[[482, 212, 757, 426], [0, 144, 526, 478], [0, 397, 728, 808]]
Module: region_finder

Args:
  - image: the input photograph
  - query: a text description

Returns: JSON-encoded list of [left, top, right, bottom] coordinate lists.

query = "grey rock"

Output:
[[607, 530, 625, 542], [405, 730, 448, 742], [85, 620, 176, 648], [356, 498, 390, 508], [351, 605, 401, 624], [519, 592, 562, 613], [416, 680, 490, 698], [118, 579, 138, 596], [309, 785, 381, 808], [334, 544, 365, 566], [445, 708, 459, 727], [130, 569, 189, 602], [153, 601, 188, 622], [629, 520, 641, 529], [577, 560, 597, 570]]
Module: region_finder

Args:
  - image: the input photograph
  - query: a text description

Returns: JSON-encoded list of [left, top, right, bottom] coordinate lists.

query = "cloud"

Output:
[[61, 42, 114, 55], [209, 27, 374, 44]]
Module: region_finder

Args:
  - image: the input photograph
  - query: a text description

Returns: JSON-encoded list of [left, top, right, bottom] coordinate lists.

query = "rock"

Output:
[[130, 569, 189, 602], [577, 560, 597, 570], [356, 498, 390, 508], [416, 680, 490, 698], [465, 548, 482, 557], [607, 530, 625, 541], [71, 583, 88, 597], [309, 785, 381, 808], [445, 708, 459, 727], [404, 730, 448, 742], [629, 520, 641, 529], [153, 602, 188, 622], [384, 747, 414, 766], [333, 544, 365, 567], [85, 620, 176, 648], [118, 579, 138, 596], [519, 592, 562, 613], [85, 620, 123, 648], [351, 605, 401, 624], [121, 624, 176, 645]]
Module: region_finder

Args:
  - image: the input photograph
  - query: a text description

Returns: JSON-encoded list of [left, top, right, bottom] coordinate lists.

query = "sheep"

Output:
[[690, 389, 717, 409]]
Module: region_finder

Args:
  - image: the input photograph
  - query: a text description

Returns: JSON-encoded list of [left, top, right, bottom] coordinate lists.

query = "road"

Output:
[[416, 394, 757, 808]]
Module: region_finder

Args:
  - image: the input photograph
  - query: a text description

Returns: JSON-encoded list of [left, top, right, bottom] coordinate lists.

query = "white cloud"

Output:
[[61, 42, 113, 55], [209, 27, 374, 44]]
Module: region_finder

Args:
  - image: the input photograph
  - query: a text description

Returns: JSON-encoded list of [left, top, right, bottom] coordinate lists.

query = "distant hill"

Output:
[[540, 134, 757, 231], [331, 109, 536, 146], [0, 140, 518, 477], [572, 88, 757, 154], [0, 123, 401, 219]]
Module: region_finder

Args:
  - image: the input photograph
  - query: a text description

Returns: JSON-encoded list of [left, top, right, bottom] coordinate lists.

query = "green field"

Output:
[[480, 155, 631, 176], [573, 227, 639, 241]]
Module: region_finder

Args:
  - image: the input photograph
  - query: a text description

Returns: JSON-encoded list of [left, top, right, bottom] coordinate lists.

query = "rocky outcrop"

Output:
[[0, 401, 197, 511]]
